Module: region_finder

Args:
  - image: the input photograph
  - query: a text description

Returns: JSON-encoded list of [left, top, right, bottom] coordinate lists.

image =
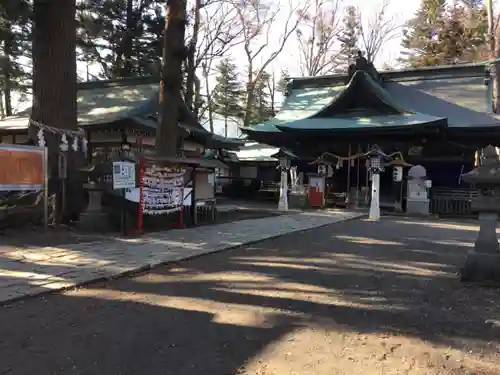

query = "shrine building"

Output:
[[241, 58, 500, 216]]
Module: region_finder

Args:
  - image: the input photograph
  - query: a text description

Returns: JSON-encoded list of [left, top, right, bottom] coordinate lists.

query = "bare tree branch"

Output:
[[357, 0, 401, 63], [296, 0, 343, 76], [184, 0, 247, 124], [227, 0, 308, 127], [195, 1, 245, 66]]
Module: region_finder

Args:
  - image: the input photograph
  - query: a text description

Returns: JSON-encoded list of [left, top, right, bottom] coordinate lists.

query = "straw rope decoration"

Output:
[[310, 149, 408, 166]]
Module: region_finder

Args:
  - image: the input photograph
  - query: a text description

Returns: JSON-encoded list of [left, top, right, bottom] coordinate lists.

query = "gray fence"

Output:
[[429, 187, 479, 216]]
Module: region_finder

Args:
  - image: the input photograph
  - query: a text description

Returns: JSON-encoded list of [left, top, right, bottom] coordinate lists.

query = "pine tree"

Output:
[[76, 0, 165, 79], [400, 0, 447, 67], [336, 6, 360, 73], [245, 71, 273, 126], [276, 69, 290, 96], [211, 58, 243, 136], [401, 0, 487, 67], [0, 0, 32, 115]]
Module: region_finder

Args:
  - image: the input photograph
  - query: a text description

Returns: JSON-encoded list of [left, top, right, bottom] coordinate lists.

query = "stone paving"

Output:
[[0, 210, 363, 304]]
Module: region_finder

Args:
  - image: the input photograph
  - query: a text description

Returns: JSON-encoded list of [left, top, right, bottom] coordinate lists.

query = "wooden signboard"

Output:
[[0, 145, 46, 191]]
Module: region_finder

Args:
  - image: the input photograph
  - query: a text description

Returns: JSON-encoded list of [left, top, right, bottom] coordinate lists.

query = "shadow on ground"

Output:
[[0, 217, 498, 374]]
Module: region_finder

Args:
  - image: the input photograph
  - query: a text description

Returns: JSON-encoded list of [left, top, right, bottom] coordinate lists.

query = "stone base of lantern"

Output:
[[76, 183, 113, 232], [460, 212, 500, 283], [289, 193, 308, 209], [77, 211, 111, 232], [460, 253, 500, 283], [406, 199, 430, 215]]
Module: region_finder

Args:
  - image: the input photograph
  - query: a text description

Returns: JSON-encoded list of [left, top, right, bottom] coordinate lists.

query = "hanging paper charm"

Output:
[[60, 133, 69, 152], [37, 129, 45, 147], [72, 136, 79, 152]]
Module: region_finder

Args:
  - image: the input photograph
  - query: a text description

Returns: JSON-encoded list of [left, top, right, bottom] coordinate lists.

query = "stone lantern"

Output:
[[460, 145, 500, 282], [364, 146, 390, 221]]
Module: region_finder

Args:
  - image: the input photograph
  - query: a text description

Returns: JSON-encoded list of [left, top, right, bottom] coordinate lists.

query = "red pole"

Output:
[[137, 156, 145, 234]]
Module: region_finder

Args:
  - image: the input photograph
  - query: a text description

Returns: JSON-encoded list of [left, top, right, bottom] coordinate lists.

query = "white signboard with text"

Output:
[[112, 161, 136, 190]]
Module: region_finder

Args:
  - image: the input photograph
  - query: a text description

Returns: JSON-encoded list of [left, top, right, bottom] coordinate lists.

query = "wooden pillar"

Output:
[[191, 167, 197, 226], [356, 144, 361, 207]]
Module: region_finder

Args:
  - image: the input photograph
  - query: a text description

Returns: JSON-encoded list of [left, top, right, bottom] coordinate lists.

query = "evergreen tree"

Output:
[[76, 0, 165, 79], [0, 0, 32, 116], [245, 71, 273, 126], [400, 0, 447, 67], [336, 6, 360, 73], [276, 70, 290, 96], [211, 58, 243, 136], [401, 0, 487, 67]]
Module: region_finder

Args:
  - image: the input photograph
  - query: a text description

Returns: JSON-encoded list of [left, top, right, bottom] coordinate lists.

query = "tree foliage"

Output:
[[76, 0, 164, 79], [211, 57, 244, 135], [244, 70, 274, 125], [358, 1, 401, 63], [231, 0, 307, 127], [0, 0, 32, 116], [400, 0, 487, 67], [295, 0, 343, 76], [5, 0, 493, 127], [336, 5, 360, 73], [276, 69, 290, 96]]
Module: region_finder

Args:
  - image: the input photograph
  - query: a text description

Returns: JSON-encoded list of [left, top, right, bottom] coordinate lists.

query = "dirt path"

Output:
[[0, 217, 498, 375]]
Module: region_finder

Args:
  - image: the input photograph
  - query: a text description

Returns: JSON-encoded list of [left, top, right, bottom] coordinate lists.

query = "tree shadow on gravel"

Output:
[[0, 290, 302, 375], [0, 217, 498, 375]]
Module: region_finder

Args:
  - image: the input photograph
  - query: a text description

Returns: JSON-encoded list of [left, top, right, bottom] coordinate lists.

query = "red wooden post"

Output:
[[137, 156, 145, 234]]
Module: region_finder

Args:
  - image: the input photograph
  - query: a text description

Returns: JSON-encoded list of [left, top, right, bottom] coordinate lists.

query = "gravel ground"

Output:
[[0, 217, 499, 375]]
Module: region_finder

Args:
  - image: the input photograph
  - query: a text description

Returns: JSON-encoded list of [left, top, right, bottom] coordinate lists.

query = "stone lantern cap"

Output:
[[462, 145, 500, 185]]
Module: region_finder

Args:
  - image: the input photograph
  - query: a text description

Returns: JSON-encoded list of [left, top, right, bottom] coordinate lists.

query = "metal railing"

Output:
[[429, 187, 479, 216]]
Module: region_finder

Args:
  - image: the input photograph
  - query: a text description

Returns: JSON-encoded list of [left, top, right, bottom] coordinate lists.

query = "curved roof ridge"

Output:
[[313, 70, 413, 117]]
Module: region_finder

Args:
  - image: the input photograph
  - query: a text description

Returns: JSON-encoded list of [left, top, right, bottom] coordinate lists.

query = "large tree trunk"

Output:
[[203, 64, 214, 133], [3, 23, 13, 116], [157, 0, 187, 157], [121, 0, 134, 77], [0, 91, 5, 119], [32, 0, 79, 224], [487, 0, 499, 113], [32, 0, 77, 129], [185, 0, 201, 111]]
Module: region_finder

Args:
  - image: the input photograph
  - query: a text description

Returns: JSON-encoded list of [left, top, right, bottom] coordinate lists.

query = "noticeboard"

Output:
[[112, 161, 136, 189], [0, 145, 45, 191]]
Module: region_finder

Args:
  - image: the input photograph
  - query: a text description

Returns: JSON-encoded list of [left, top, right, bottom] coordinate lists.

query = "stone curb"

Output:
[[0, 213, 364, 307]]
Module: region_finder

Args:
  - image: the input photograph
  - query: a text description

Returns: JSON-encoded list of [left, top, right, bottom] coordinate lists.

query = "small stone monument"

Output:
[[406, 165, 431, 215], [460, 145, 500, 282]]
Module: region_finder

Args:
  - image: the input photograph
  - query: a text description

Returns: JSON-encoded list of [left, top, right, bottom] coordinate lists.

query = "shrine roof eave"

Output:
[[274, 114, 448, 135], [239, 127, 301, 149], [209, 134, 245, 150]]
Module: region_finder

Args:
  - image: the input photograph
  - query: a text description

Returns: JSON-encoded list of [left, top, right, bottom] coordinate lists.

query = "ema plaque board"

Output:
[[0, 145, 45, 191]]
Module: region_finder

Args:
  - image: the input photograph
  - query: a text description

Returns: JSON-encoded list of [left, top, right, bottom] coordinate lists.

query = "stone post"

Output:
[[368, 155, 382, 220], [277, 156, 290, 211]]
